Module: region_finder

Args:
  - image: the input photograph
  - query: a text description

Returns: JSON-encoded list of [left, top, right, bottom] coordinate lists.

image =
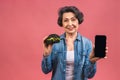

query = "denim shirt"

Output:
[[41, 33, 96, 80]]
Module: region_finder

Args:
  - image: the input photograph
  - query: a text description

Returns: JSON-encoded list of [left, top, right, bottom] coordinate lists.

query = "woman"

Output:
[[41, 6, 106, 80]]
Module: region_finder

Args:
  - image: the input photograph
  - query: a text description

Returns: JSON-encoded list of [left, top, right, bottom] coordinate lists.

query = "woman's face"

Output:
[[62, 12, 79, 34]]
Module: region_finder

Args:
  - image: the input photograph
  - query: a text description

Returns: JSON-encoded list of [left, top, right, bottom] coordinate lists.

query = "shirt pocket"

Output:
[[53, 51, 65, 72], [52, 51, 64, 63], [77, 51, 86, 70]]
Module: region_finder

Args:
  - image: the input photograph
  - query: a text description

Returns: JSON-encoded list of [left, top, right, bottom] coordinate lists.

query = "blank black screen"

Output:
[[95, 35, 106, 58]]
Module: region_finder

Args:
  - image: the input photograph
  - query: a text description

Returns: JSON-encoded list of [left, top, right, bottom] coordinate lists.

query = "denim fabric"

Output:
[[41, 33, 96, 80]]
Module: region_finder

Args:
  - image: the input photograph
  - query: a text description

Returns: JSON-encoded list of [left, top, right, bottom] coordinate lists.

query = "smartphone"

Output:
[[94, 35, 107, 58]]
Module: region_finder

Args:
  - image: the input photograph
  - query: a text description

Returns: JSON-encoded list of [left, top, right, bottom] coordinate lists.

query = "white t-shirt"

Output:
[[66, 50, 74, 80]]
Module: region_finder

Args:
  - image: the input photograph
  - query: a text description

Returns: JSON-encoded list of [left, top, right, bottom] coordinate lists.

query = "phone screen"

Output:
[[94, 35, 107, 58]]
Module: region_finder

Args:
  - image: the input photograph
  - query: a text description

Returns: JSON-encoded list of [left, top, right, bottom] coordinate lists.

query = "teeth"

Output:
[[70, 27, 73, 29]]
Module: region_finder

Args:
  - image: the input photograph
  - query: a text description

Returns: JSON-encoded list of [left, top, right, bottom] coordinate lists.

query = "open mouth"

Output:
[[67, 27, 74, 31], [68, 28, 74, 31]]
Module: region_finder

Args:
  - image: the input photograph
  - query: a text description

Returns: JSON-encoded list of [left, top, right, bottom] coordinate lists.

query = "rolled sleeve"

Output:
[[41, 54, 52, 74]]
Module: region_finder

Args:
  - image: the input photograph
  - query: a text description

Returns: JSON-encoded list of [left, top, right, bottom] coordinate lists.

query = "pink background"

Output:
[[0, 0, 120, 80]]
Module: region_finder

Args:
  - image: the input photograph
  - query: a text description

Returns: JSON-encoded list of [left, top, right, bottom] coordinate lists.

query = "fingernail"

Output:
[[104, 56, 107, 59]]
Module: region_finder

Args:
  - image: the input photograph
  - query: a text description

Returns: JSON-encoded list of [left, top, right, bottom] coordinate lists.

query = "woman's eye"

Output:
[[71, 18, 76, 21], [64, 19, 68, 22]]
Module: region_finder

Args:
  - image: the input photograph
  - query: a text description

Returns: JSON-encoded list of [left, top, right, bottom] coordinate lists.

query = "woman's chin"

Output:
[[67, 31, 76, 34]]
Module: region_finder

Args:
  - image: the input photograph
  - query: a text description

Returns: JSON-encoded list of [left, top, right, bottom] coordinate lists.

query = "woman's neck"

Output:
[[65, 32, 77, 40]]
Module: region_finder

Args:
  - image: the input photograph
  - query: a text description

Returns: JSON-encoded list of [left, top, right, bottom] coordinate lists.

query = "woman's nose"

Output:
[[68, 20, 72, 26]]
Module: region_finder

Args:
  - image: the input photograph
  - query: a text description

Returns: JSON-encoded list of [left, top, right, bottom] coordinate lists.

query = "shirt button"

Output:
[[64, 69, 65, 72]]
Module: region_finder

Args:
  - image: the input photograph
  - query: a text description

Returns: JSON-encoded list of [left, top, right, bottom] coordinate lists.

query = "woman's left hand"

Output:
[[89, 45, 108, 63]]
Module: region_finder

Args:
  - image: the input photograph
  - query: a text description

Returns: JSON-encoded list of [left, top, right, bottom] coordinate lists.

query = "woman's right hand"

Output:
[[43, 44, 52, 57], [43, 36, 53, 57]]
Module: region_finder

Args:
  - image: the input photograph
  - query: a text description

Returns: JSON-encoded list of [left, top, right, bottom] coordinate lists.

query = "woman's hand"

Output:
[[43, 37, 53, 57], [43, 44, 52, 57], [89, 45, 108, 63]]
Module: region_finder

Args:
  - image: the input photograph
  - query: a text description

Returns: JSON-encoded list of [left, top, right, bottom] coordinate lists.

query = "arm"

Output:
[[82, 37, 108, 78], [41, 53, 53, 74], [41, 44, 57, 74], [41, 43, 53, 74], [83, 40, 97, 78]]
